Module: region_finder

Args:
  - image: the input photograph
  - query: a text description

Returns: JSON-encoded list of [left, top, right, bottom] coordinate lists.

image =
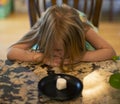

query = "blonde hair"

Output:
[[14, 4, 86, 67]]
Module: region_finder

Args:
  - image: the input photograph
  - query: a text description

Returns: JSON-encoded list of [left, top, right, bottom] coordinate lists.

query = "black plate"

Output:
[[38, 74, 83, 101]]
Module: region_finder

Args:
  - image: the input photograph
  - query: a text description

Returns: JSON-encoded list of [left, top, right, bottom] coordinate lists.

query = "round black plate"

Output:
[[38, 74, 83, 101]]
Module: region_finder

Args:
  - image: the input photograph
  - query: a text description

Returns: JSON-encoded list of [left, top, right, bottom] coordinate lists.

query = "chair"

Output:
[[27, 0, 103, 28]]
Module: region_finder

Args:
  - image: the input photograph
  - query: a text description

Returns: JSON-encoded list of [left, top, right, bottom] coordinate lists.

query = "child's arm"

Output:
[[70, 28, 116, 64], [7, 43, 44, 63], [82, 28, 116, 61]]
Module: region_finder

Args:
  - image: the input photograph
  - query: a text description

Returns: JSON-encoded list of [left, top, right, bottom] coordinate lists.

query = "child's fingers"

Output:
[[33, 53, 44, 62]]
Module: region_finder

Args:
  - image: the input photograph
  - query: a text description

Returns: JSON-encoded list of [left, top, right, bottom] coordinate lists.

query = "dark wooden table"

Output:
[[0, 59, 120, 104]]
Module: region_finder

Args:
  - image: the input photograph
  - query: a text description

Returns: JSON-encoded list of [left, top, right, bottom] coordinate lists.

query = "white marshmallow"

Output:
[[56, 77, 67, 90]]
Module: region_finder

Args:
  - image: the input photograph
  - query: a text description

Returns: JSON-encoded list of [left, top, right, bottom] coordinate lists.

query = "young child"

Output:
[[7, 4, 116, 67]]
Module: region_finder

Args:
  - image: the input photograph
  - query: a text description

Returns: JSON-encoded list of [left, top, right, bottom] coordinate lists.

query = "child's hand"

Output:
[[33, 52, 44, 63]]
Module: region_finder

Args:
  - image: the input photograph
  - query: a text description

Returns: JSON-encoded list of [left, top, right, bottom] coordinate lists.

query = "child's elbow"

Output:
[[7, 53, 12, 61], [7, 51, 11, 60], [7, 48, 15, 61], [109, 48, 117, 58]]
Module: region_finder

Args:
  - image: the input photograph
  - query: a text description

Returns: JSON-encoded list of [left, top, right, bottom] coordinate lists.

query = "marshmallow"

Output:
[[56, 77, 67, 90]]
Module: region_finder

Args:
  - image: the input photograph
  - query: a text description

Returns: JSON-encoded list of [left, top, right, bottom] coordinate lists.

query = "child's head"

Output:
[[15, 4, 86, 66], [38, 4, 86, 63]]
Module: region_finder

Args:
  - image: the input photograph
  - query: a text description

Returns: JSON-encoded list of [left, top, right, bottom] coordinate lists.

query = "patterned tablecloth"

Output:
[[0, 59, 120, 104]]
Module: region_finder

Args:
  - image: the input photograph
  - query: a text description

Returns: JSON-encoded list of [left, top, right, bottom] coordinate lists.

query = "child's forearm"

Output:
[[7, 48, 44, 62], [76, 48, 116, 62], [63, 48, 116, 65]]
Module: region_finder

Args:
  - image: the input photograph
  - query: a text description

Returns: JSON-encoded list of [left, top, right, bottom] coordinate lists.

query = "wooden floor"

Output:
[[0, 13, 120, 60]]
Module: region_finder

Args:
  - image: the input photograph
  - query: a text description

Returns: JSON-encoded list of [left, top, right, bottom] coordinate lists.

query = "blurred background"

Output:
[[0, 0, 120, 60]]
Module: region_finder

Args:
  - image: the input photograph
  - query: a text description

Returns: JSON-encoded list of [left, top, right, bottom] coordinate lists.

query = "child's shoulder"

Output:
[[76, 9, 98, 32]]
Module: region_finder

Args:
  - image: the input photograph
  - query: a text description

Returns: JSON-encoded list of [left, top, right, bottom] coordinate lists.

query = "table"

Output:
[[0, 59, 120, 104]]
